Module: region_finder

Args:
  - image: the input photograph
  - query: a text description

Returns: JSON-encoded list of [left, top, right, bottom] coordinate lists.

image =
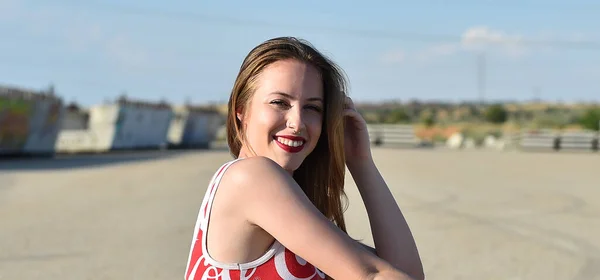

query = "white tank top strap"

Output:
[[199, 158, 283, 270], [200, 158, 244, 229]]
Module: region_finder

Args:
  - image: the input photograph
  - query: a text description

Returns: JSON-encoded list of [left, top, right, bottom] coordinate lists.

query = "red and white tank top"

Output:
[[185, 159, 327, 280]]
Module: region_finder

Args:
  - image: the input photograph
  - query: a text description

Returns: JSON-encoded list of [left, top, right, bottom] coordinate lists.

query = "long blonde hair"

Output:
[[226, 36, 349, 232]]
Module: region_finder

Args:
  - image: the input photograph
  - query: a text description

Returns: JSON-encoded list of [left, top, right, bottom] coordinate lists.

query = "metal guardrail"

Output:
[[519, 129, 560, 151], [560, 131, 598, 151], [518, 129, 599, 151], [367, 124, 418, 147]]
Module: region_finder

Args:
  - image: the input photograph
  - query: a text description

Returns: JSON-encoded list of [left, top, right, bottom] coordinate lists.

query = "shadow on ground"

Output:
[[0, 150, 195, 171]]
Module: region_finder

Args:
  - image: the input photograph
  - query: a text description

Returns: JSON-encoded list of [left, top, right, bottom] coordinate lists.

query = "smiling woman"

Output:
[[184, 37, 424, 280], [268, 91, 323, 154], [236, 60, 326, 174]]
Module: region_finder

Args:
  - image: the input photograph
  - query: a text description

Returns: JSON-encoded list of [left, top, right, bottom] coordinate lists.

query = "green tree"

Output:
[[385, 108, 411, 123], [419, 109, 436, 127], [422, 114, 435, 127], [578, 107, 600, 131], [484, 104, 508, 124]]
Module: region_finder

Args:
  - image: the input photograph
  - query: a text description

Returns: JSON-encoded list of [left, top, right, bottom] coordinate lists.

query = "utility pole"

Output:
[[533, 86, 541, 103], [477, 52, 486, 107]]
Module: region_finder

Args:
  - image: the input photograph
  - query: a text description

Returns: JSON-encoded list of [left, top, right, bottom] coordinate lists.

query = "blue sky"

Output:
[[1, 0, 599, 106]]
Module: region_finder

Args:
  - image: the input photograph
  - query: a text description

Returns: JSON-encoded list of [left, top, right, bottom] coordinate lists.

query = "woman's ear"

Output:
[[236, 109, 243, 122]]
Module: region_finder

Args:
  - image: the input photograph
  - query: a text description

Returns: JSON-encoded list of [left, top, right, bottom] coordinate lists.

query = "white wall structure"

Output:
[[55, 129, 115, 153], [111, 102, 172, 150], [1, 85, 63, 156], [0, 92, 34, 155], [55, 105, 117, 153], [23, 98, 65, 155], [56, 99, 173, 153], [60, 107, 89, 131], [167, 105, 225, 148]]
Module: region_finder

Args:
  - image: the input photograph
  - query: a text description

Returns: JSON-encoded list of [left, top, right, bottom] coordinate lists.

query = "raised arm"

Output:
[[348, 159, 424, 280], [224, 156, 413, 280], [342, 96, 424, 280]]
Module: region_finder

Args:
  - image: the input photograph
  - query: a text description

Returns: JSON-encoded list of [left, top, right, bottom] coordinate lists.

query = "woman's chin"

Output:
[[269, 156, 304, 175]]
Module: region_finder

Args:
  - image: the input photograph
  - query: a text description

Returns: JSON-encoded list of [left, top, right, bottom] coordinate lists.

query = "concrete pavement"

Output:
[[1, 148, 599, 279]]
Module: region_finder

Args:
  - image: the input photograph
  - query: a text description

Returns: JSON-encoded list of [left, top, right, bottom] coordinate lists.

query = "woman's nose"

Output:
[[286, 109, 305, 133]]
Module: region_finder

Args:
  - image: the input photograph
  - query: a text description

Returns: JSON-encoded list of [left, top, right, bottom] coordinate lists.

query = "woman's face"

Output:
[[237, 59, 324, 174]]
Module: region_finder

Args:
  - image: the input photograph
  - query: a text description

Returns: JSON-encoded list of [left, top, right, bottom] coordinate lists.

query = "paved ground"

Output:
[[1, 148, 599, 280]]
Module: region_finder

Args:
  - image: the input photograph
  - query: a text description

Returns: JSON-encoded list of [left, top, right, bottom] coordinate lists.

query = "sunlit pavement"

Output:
[[1, 148, 599, 279]]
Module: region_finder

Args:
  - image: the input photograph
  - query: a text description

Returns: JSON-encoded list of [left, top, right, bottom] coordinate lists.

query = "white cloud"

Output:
[[382, 26, 597, 64], [460, 26, 526, 56], [424, 26, 529, 59], [461, 26, 522, 47]]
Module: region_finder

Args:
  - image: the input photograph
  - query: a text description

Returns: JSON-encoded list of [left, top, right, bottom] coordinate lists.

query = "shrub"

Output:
[[484, 104, 508, 124], [577, 107, 600, 131]]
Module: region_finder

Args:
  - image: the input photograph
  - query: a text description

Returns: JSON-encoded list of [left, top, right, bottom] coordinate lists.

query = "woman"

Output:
[[185, 37, 424, 280]]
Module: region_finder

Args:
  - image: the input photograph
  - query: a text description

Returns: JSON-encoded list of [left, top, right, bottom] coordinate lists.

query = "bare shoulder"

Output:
[[204, 157, 287, 262], [215, 156, 297, 213], [227, 156, 287, 179], [220, 156, 295, 194]]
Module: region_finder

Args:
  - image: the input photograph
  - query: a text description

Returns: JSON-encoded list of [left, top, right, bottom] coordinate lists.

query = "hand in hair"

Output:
[[343, 96, 373, 165]]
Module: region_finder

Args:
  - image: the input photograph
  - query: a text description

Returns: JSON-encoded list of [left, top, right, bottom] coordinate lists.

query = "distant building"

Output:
[[55, 97, 225, 153], [61, 103, 90, 130], [167, 105, 225, 148], [56, 97, 173, 153], [0, 85, 64, 156]]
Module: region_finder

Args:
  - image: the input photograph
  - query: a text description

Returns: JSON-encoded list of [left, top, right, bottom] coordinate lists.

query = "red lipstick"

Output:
[[274, 135, 306, 153]]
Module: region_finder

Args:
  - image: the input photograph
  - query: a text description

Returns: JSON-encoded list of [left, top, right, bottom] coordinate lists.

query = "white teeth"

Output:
[[291, 140, 302, 147], [276, 137, 304, 147]]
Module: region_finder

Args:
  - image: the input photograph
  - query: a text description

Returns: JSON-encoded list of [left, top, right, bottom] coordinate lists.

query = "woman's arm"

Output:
[[222, 156, 414, 280], [347, 159, 424, 280]]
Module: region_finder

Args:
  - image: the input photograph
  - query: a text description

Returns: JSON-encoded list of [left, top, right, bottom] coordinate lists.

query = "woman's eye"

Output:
[[270, 100, 289, 107], [307, 105, 323, 112], [270, 100, 321, 112]]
